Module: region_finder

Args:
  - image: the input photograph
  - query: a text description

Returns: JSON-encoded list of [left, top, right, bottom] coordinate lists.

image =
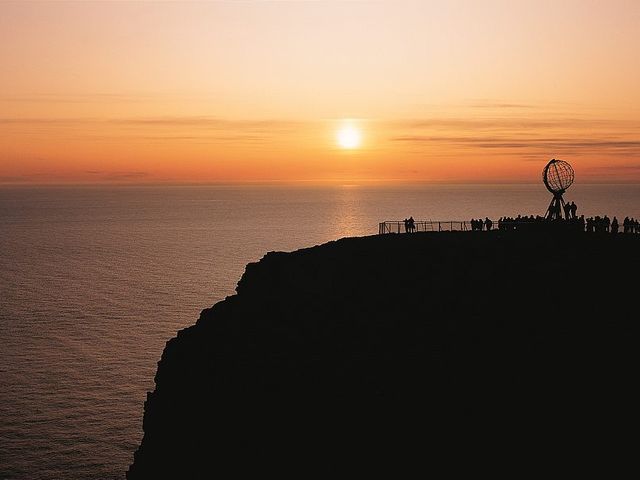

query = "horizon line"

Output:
[[2, 180, 640, 188]]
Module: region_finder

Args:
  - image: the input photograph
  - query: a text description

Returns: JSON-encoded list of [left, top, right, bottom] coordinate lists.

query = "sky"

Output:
[[1, 0, 639, 184]]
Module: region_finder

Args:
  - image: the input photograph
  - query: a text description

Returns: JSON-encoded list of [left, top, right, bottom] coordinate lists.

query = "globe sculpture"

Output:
[[542, 159, 574, 220]]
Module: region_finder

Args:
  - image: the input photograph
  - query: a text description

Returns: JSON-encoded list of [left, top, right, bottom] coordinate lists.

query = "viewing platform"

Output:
[[379, 217, 640, 235], [378, 220, 474, 234]]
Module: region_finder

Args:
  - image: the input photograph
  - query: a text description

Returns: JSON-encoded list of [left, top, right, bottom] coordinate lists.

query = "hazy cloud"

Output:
[[0, 116, 299, 147], [470, 102, 536, 109], [0, 117, 299, 135], [0, 118, 87, 125], [392, 135, 640, 152], [0, 173, 66, 183], [1, 116, 288, 150], [390, 110, 640, 160], [390, 117, 625, 131], [0, 175, 30, 182], [113, 117, 297, 129], [589, 163, 640, 171], [85, 170, 149, 180], [0, 93, 154, 104]]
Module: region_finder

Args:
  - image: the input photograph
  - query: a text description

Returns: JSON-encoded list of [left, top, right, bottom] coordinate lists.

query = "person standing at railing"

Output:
[[611, 217, 619, 234], [408, 216, 415, 233], [485, 217, 493, 231]]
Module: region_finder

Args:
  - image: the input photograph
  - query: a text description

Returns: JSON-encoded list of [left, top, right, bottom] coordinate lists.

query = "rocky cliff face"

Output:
[[128, 232, 638, 478]]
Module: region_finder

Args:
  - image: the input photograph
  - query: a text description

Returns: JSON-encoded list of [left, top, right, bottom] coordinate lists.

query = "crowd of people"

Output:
[[585, 216, 640, 233], [400, 200, 639, 234], [468, 213, 640, 233], [470, 218, 492, 231], [468, 200, 639, 233], [622, 217, 640, 233], [495, 215, 549, 231]]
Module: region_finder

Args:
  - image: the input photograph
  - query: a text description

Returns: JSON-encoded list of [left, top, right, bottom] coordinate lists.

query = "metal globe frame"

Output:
[[542, 159, 574, 220]]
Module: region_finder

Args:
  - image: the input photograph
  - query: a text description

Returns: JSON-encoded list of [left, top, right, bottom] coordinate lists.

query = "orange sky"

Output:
[[1, 0, 639, 184]]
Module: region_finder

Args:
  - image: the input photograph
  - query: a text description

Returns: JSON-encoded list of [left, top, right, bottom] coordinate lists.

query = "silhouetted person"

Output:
[[403, 218, 409, 233], [611, 217, 619, 234], [408, 216, 415, 233], [570, 201, 577, 219], [594, 216, 600, 233], [604, 215, 610, 233], [485, 217, 492, 231], [563, 202, 571, 219]]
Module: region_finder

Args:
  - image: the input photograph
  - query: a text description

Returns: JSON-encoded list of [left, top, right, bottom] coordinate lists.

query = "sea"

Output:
[[1, 184, 639, 479]]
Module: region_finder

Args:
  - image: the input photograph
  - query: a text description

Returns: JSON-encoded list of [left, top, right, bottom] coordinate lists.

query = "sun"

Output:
[[337, 124, 362, 149]]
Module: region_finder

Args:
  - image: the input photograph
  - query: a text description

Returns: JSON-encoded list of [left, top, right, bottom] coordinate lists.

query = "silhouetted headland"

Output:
[[128, 230, 639, 478]]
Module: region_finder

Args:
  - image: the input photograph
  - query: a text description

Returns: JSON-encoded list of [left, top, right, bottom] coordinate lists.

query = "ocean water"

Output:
[[1, 184, 639, 479]]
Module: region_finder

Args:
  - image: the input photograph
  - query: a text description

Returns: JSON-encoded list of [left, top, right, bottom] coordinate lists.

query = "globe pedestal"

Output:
[[545, 191, 567, 220]]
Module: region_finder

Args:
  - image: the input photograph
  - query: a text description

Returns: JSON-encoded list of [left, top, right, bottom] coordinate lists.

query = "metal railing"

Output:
[[379, 221, 472, 234], [378, 219, 640, 234]]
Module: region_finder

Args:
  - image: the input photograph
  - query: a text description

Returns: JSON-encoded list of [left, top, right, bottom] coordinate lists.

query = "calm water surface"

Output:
[[1, 184, 638, 479]]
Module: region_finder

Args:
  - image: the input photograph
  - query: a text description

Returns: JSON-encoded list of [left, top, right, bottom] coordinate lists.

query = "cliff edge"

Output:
[[128, 232, 638, 477]]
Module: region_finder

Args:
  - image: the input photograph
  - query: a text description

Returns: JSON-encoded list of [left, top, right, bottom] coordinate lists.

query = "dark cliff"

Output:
[[128, 232, 638, 477]]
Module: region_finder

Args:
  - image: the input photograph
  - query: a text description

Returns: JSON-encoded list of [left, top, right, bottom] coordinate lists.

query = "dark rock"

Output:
[[128, 232, 639, 477]]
